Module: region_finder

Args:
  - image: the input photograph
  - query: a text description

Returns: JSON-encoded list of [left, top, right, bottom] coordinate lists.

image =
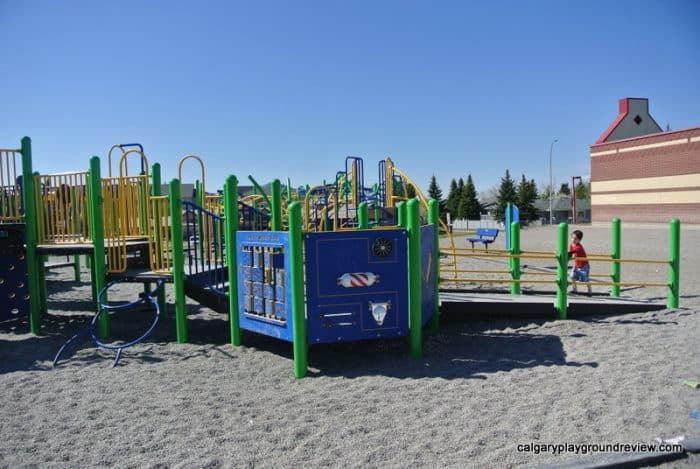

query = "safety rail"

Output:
[[34, 171, 89, 244], [0, 149, 22, 222], [183, 201, 227, 294], [438, 219, 681, 317], [148, 195, 172, 273]]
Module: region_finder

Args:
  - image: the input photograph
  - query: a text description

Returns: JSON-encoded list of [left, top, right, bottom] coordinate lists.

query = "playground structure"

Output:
[[0, 137, 682, 377], [0, 138, 443, 376]]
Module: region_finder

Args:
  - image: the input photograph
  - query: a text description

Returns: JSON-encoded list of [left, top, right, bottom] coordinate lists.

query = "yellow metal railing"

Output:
[[0, 149, 22, 221], [34, 171, 89, 244], [148, 195, 172, 273]]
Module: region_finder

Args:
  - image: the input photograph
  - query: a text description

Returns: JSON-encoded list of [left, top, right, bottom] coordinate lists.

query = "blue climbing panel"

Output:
[[305, 229, 408, 343], [236, 231, 294, 341], [0, 224, 29, 322]]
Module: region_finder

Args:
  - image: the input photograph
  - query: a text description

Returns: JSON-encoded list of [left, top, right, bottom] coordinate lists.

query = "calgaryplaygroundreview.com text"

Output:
[[517, 442, 684, 456]]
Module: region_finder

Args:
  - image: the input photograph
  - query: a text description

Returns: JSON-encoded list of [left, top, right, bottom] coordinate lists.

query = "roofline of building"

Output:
[[590, 124, 700, 149]]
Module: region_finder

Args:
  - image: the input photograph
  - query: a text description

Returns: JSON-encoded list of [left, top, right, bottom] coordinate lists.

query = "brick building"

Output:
[[590, 98, 700, 224]]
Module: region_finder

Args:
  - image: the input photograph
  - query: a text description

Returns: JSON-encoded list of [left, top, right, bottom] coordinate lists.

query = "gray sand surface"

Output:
[[1, 222, 699, 468]]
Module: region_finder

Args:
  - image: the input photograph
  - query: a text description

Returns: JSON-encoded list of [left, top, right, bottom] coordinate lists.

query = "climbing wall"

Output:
[[0, 224, 29, 322]]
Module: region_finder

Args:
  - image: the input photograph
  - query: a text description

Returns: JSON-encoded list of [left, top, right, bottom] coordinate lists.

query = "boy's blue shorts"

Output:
[[570, 264, 590, 282]]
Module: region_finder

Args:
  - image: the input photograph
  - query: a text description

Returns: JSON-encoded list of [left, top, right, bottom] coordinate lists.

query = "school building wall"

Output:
[[589, 126, 700, 224]]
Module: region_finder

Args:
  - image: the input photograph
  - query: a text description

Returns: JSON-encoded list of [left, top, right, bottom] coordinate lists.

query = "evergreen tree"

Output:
[[463, 174, 480, 219], [427, 175, 445, 218], [559, 183, 571, 196], [446, 178, 459, 216], [495, 169, 517, 221], [516, 174, 539, 221], [406, 184, 417, 199]]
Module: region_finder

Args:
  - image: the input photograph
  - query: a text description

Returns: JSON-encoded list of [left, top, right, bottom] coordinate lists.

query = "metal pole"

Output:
[[428, 199, 440, 332], [169, 179, 187, 343], [20, 137, 42, 334], [288, 202, 307, 378], [396, 200, 406, 228], [668, 218, 680, 309], [555, 222, 568, 319], [88, 156, 108, 338], [224, 175, 241, 345], [611, 218, 621, 297], [548, 138, 558, 224], [407, 198, 422, 358], [510, 221, 521, 295], [358, 201, 368, 229], [271, 179, 282, 231]]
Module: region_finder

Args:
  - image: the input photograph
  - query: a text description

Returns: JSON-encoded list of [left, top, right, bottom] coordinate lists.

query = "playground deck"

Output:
[[439, 291, 666, 319]]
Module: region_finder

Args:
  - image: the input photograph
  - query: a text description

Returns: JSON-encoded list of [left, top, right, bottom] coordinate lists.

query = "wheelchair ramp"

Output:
[[439, 291, 667, 320]]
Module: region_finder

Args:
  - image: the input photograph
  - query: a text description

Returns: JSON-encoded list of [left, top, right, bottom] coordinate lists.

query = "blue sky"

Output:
[[2, 0, 699, 197]]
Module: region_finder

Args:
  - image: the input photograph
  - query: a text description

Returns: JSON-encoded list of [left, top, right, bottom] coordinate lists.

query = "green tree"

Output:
[[575, 180, 589, 199], [495, 169, 517, 221], [406, 183, 417, 199], [516, 175, 539, 221], [446, 178, 459, 216], [427, 175, 445, 219], [462, 174, 480, 219], [559, 183, 571, 196]]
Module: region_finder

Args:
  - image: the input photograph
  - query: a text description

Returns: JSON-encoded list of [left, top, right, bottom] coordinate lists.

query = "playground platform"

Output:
[[439, 290, 667, 320]]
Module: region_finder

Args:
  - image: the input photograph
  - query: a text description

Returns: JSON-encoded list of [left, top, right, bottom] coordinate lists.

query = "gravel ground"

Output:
[[1, 222, 698, 468]]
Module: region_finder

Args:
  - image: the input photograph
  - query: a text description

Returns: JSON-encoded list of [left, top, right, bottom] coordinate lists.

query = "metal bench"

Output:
[[466, 228, 499, 250]]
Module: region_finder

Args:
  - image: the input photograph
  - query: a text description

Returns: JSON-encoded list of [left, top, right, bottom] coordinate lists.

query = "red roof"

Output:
[[595, 98, 630, 144]]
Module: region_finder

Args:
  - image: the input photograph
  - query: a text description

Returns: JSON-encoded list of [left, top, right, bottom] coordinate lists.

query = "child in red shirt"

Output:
[[568, 229, 592, 295]]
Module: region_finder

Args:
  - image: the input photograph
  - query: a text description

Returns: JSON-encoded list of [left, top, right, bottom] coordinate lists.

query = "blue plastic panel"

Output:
[[0, 224, 29, 323], [236, 231, 293, 341], [305, 229, 408, 343]]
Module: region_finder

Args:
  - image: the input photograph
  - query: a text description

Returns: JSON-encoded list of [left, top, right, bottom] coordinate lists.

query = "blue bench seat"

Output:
[[466, 228, 499, 250]]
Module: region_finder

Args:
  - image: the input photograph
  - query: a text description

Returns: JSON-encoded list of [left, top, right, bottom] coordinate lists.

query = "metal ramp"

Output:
[[439, 291, 667, 320]]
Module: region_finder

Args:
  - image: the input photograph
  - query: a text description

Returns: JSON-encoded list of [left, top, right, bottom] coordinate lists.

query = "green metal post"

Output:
[[169, 179, 187, 343], [247, 175, 272, 208], [396, 200, 406, 228], [358, 202, 368, 229], [224, 175, 241, 345], [151, 164, 166, 314], [555, 222, 568, 319], [428, 199, 440, 331], [510, 221, 521, 295], [668, 218, 680, 309], [407, 199, 422, 358], [271, 179, 282, 231], [610, 218, 621, 297], [288, 202, 307, 378], [88, 156, 108, 337], [20, 137, 42, 333]]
